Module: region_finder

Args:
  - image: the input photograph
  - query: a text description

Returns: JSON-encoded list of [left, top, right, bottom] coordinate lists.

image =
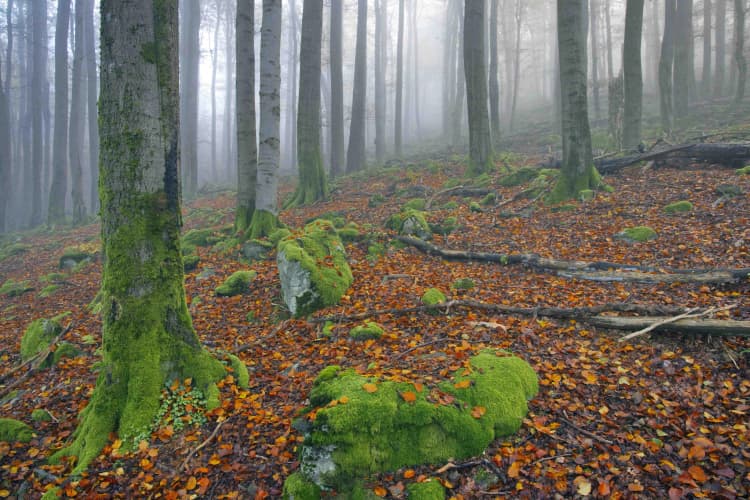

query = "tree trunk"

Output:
[[224, 0, 235, 183], [374, 0, 387, 164], [84, 0, 99, 215], [452, 1, 465, 146], [659, 0, 676, 132], [211, 1, 222, 180], [703, 0, 712, 97], [443, 0, 457, 142], [329, 0, 344, 176], [733, 0, 746, 102], [50, 0, 225, 474], [4, 0, 12, 97], [622, 0, 645, 150], [286, 0, 298, 172], [69, 0, 87, 224], [394, 0, 405, 157], [410, 0, 421, 140], [489, 0, 500, 142], [673, 0, 691, 118], [463, 0, 492, 176], [48, 0, 71, 225], [551, 0, 597, 203], [590, 0, 601, 121], [249, 0, 283, 239], [30, 0, 47, 227], [180, 0, 200, 198], [235, 0, 257, 234], [288, 0, 327, 206], [346, 0, 368, 174], [715, 0, 726, 97], [605, 0, 614, 81], [509, 0, 523, 130], [0, 53, 10, 233]]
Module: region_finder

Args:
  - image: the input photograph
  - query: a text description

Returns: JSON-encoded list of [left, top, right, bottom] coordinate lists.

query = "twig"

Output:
[[237, 320, 292, 352], [533, 453, 573, 465], [560, 411, 614, 445], [180, 416, 231, 471], [391, 337, 451, 361], [617, 305, 734, 342], [426, 185, 466, 209]]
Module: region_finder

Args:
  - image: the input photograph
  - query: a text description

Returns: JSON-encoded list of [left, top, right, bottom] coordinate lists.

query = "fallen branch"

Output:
[[180, 416, 231, 471], [425, 185, 493, 209], [595, 142, 750, 173], [397, 236, 750, 285], [560, 411, 614, 445]]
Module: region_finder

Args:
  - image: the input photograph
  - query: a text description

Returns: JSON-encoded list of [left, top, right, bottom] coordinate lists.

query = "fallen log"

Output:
[[595, 142, 750, 173], [397, 236, 750, 285], [589, 316, 750, 337]]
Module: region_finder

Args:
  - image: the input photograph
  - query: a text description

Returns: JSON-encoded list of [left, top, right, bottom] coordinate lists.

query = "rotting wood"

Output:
[[590, 314, 750, 338], [595, 142, 750, 172]]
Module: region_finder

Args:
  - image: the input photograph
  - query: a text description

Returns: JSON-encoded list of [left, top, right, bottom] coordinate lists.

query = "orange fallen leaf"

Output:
[[186, 476, 197, 490], [362, 383, 378, 393], [597, 480, 611, 496], [401, 391, 417, 403], [454, 379, 471, 389], [339, 396, 350, 404], [471, 406, 486, 419], [373, 485, 387, 497], [628, 483, 644, 492], [688, 465, 707, 482], [687, 445, 705, 460], [197, 477, 211, 495], [403, 469, 415, 479], [507, 460, 521, 478], [413, 382, 424, 393]]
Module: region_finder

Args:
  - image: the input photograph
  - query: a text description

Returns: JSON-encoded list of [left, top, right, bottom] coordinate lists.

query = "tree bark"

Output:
[[673, 0, 691, 118], [50, 0, 224, 474], [659, 0, 676, 132], [180, 0, 200, 198], [286, 0, 298, 173], [84, 0, 99, 215], [30, 0, 47, 227], [590, 0, 601, 121], [509, 0, 523, 130], [588, 316, 750, 337], [489, 0, 500, 142], [715, 0, 727, 97], [605, 0, 614, 81], [733, 0, 746, 102], [703, 0, 712, 97], [48, 0, 71, 225], [622, 0, 645, 150], [69, 0, 87, 224], [235, 0, 257, 234], [211, 1, 222, 180], [463, 0, 492, 176], [0, 52, 10, 233], [394, 0, 405, 157], [374, 0, 387, 164], [346, 0, 368, 174], [224, 0, 235, 183], [329, 0, 344, 176]]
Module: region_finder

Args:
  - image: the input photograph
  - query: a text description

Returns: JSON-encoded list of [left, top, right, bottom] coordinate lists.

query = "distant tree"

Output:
[[249, 0, 283, 238], [48, 0, 71, 225], [715, 0, 727, 97], [211, 0, 223, 180], [734, 0, 746, 102], [463, 0, 492, 175], [0, 53, 9, 233], [605, 0, 614, 80], [84, 0, 99, 214], [550, 0, 598, 203], [489, 0, 501, 142], [374, 0, 387, 164], [30, 0, 47, 227], [287, 0, 327, 206], [285, 0, 299, 172], [50, 0, 225, 474], [622, 0, 644, 149], [70, 0, 88, 223], [659, 0, 676, 132], [330, 0, 344, 176], [180, 0, 200, 198], [508, 0, 523, 130], [394, 0, 405, 157], [673, 0, 692, 118], [223, 0, 236, 183], [452, 1, 465, 146], [346, 0, 367, 173], [590, 0, 601, 120], [235, 0, 257, 234], [703, 0, 712, 97]]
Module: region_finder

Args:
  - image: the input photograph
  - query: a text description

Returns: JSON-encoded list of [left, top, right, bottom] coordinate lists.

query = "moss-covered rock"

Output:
[[20, 313, 68, 361], [337, 222, 362, 243], [58, 246, 95, 269], [0, 418, 34, 442], [480, 192, 496, 206], [183, 254, 201, 272], [451, 278, 475, 291], [31, 409, 53, 422], [498, 166, 538, 187], [181, 228, 218, 247], [0, 243, 31, 262], [282, 472, 322, 500], [616, 226, 658, 243], [406, 480, 446, 499], [385, 209, 432, 240], [663, 200, 693, 214], [215, 270, 257, 297], [349, 321, 384, 341], [421, 288, 446, 307], [469, 201, 482, 213], [736, 165, 750, 175], [404, 198, 427, 211], [241, 239, 274, 262], [0, 279, 34, 297], [288, 350, 537, 492], [277, 220, 354, 317], [47, 341, 82, 367]]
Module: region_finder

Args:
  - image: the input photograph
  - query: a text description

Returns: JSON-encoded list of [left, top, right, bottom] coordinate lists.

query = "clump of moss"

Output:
[[578, 189, 595, 202], [58, 246, 95, 269], [269, 227, 293, 245], [366, 242, 386, 263], [469, 201, 482, 213], [663, 200, 693, 214], [183, 254, 200, 272], [551, 204, 577, 213], [349, 321, 385, 341], [421, 288, 446, 307], [404, 198, 427, 211], [282, 472, 322, 500], [499, 166, 538, 187], [368, 194, 386, 208], [337, 222, 362, 243], [0, 279, 34, 297], [31, 409, 53, 422], [211, 237, 240, 255], [735, 165, 750, 175], [385, 209, 432, 240], [215, 270, 257, 297], [430, 216, 458, 236], [616, 226, 658, 243], [407, 480, 446, 499], [182, 228, 218, 247], [442, 201, 459, 210], [20, 313, 68, 361], [0, 418, 34, 443], [47, 342, 82, 367], [480, 192, 497, 206], [226, 353, 249, 389], [39, 284, 61, 298], [0, 243, 31, 262], [451, 278, 475, 291]]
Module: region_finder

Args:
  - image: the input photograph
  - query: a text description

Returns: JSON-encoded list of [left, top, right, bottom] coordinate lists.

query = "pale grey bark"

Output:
[[395, 0, 404, 157], [330, 0, 344, 176], [622, 0, 644, 149], [374, 0, 387, 164], [3, 0, 11, 97], [659, 0, 676, 132], [605, 0, 614, 80], [235, 0, 257, 231], [84, 0, 99, 214], [715, 0, 726, 96], [673, 0, 691, 117], [211, 0, 222, 179], [590, 0, 601, 120], [410, 0, 420, 139], [443, 0, 457, 141], [453, 0, 465, 146], [286, 0, 298, 172], [30, 0, 47, 226], [509, 0, 523, 130], [180, 0, 200, 198], [463, 0, 491, 175], [489, 0, 500, 142], [0, 53, 10, 233], [48, 0, 71, 225], [69, 0, 87, 223], [346, 0, 367, 173], [224, 1, 235, 183], [256, 0, 282, 214], [734, 0, 746, 102], [703, 0, 712, 97]]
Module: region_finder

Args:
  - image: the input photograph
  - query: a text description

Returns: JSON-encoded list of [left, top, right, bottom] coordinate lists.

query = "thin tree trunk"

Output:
[[673, 0, 691, 117], [605, 0, 614, 81], [330, 0, 344, 176], [0, 53, 10, 233], [622, 0, 644, 149], [84, 0, 99, 214], [489, 0, 500, 142], [443, 0, 457, 142], [590, 0, 601, 120], [703, 0, 712, 97], [224, 0, 235, 183], [48, 0, 71, 225], [411, 0, 421, 140], [180, 0, 200, 198], [30, 0, 47, 227], [509, 0, 523, 130], [235, 0, 257, 234], [288, 0, 299, 172], [463, 0, 492, 175], [394, 0, 405, 157], [734, 0, 746, 102], [374, 0, 387, 164], [211, 1, 222, 180], [346, 0, 368, 173], [453, 0, 465, 146], [715, 0, 726, 96], [69, 0, 87, 223], [659, 0, 676, 132]]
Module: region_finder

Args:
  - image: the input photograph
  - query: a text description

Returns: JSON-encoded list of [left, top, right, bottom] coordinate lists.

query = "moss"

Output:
[[0, 279, 34, 297], [404, 198, 426, 211], [421, 288, 446, 307], [181, 228, 217, 247], [39, 285, 61, 298], [551, 204, 577, 213], [451, 278, 475, 290], [663, 200, 693, 214], [321, 321, 335, 338], [480, 192, 496, 205], [283, 472, 322, 500], [32, 409, 53, 422], [215, 270, 257, 297], [59, 246, 94, 269], [205, 383, 221, 410], [0, 243, 31, 262], [337, 222, 362, 243], [368, 194, 386, 208], [349, 321, 385, 341], [469, 201, 482, 213], [269, 227, 292, 245], [430, 216, 458, 236], [442, 201, 458, 210], [499, 167, 538, 187], [277, 220, 354, 317], [249, 209, 281, 240], [0, 418, 34, 443], [366, 243, 385, 261], [735, 165, 750, 175], [227, 353, 250, 389], [578, 189, 595, 202], [617, 226, 658, 242], [406, 480, 446, 499], [547, 166, 603, 204], [183, 254, 200, 272], [48, 342, 82, 367], [20, 313, 68, 361], [442, 178, 462, 189], [385, 209, 432, 240], [292, 350, 537, 491], [41, 487, 61, 500]]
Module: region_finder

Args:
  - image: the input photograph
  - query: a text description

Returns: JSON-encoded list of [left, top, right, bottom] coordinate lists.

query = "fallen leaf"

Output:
[[471, 406, 486, 419], [688, 465, 707, 482], [362, 383, 378, 393], [373, 485, 387, 497], [186, 476, 197, 490], [508, 461, 521, 478], [401, 391, 417, 403], [574, 476, 591, 496], [454, 379, 471, 389], [403, 469, 415, 479]]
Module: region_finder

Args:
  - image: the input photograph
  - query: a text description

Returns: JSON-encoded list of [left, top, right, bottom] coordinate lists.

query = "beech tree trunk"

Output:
[[463, 0, 492, 175], [346, 0, 367, 174], [84, 0, 99, 215], [30, 0, 47, 227], [673, 0, 691, 118], [50, 0, 225, 474], [715, 0, 726, 97], [703, 0, 712, 97], [180, 0, 200, 198], [733, 0, 746, 102], [590, 0, 601, 120], [211, 1, 222, 179], [622, 0, 645, 150], [329, 0, 344, 176], [395, 0, 405, 157], [48, 0, 71, 225], [0, 53, 9, 233], [489, 0, 500, 142], [235, 0, 257, 234], [286, 0, 298, 172], [374, 0, 387, 164], [659, 0, 676, 132], [605, 0, 614, 81], [69, 0, 87, 223]]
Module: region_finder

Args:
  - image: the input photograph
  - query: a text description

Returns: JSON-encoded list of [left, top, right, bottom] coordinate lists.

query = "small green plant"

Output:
[[0, 279, 34, 297], [469, 201, 482, 212], [404, 198, 426, 211], [480, 192, 496, 206], [134, 380, 210, 446], [367, 242, 386, 263], [368, 194, 386, 208], [451, 278, 475, 290]]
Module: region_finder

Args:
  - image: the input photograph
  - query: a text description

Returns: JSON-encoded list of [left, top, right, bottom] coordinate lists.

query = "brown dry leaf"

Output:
[[688, 465, 708, 482], [373, 485, 387, 497], [186, 476, 197, 491], [454, 379, 471, 389], [362, 383, 378, 393], [471, 406, 486, 419]]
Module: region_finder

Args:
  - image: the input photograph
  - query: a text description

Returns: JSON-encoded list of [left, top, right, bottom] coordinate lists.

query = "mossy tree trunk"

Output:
[[622, 0, 644, 150], [287, 0, 327, 207], [463, 0, 492, 175], [250, 0, 282, 239], [51, 0, 224, 474], [345, 0, 367, 174], [659, 0, 676, 133], [329, 0, 344, 176], [550, 0, 597, 203], [733, 0, 746, 102], [235, 0, 257, 236]]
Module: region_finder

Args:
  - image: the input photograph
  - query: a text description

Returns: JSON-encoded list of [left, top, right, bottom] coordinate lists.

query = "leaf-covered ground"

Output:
[[1, 149, 749, 498]]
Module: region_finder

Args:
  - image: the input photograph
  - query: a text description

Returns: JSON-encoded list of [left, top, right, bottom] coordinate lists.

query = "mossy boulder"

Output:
[[451, 278, 475, 291], [385, 209, 432, 240], [0, 279, 34, 297], [663, 200, 693, 214], [277, 220, 354, 317], [241, 239, 274, 262], [181, 228, 218, 247], [498, 166, 538, 187], [349, 321, 384, 341], [47, 341, 82, 367], [421, 288, 446, 307], [58, 246, 95, 270], [183, 254, 201, 272], [0, 418, 34, 443], [215, 270, 257, 297], [0, 243, 31, 262], [736, 165, 750, 175], [283, 472, 322, 500], [616, 226, 658, 243], [469, 201, 482, 213], [404, 198, 427, 211], [337, 222, 362, 243], [20, 313, 68, 362], [287, 350, 537, 493], [407, 480, 446, 499], [31, 409, 53, 422]]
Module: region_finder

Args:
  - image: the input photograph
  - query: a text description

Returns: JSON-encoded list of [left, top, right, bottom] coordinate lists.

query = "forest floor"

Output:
[[1, 124, 750, 498]]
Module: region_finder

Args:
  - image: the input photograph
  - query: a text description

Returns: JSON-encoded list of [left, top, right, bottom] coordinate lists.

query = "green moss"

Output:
[[578, 189, 595, 202], [469, 201, 482, 213], [430, 216, 458, 236], [41, 272, 67, 283], [269, 227, 292, 245], [215, 270, 257, 297], [735, 165, 750, 175], [442, 201, 458, 210], [547, 166, 602, 204], [366, 243, 386, 263], [0, 418, 34, 443], [182, 228, 217, 247], [0, 243, 31, 262], [249, 209, 281, 239], [663, 200, 693, 214], [0, 279, 34, 297], [368, 194, 386, 208], [499, 167, 538, 187], [20, 313, 68, 361], [618, 226, 658, 242], [41, 487, 61, 500], [59, 246, 94, 269], [205, 383, 220, 410], [39, 285, 61, 298], [337, 222, 362, 243], [48, 342, 82, 367], [349, 321, 385, 341], [183, 254, 200, 272], [385, 209, 432, 240], [321, 321, 335, 338], [406, 480, 446, 499], [451, 278, 475, 290], [551, 204, 577, 213], [480, 192, 496, 205], [277, 220, 354, 317], [32, 409, 53, 422], [421, 288, 446, 307], [442, 178, 462, 189], [404, 198, 427, 211], [227, 354, 249, 389], [282, 472, 322, 500], [211, 237, 240, 256]]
